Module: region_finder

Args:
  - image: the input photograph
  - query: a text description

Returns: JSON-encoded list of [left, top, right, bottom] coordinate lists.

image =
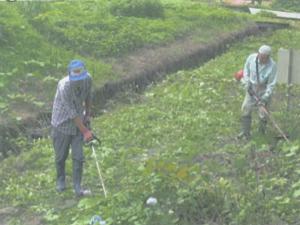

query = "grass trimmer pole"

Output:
[[89, 139, 108, 198], [251, 92, 290, 143], [259, 106, 290, 143]]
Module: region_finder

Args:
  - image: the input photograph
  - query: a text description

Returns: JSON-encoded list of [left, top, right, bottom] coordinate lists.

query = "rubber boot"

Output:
[[73, 159, 83, 196], [237, 116, 252, 140], [258, 119, 267, 135], [56, 162, 66, 192]]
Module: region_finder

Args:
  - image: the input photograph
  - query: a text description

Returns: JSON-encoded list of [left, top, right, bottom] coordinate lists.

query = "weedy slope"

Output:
[[1, 28, 300, 225]]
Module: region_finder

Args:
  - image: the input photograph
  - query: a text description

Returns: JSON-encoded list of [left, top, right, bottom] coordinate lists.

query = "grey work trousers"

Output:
[[52, 128, 84, 193], [241, 92, 270, 119]]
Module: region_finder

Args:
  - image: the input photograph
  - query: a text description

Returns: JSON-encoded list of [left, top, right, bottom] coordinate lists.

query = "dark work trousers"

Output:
[[52, 128, 84, 194]]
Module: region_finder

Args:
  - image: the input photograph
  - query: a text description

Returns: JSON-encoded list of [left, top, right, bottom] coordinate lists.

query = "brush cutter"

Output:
[[248, 90, 290, 143], [86, 135, 108, 198]]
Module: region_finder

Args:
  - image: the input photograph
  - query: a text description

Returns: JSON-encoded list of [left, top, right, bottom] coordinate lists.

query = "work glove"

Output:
[[257, 100, 266, 107], [257, 96, 268, 107]]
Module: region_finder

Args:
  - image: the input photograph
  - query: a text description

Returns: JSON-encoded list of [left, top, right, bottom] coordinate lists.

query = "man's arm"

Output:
[[74, 116, 93, 141], [81, 77, 93, 141], [262, 63, 277, 101], [83, 77, 92, 124], [242, 55, 252, 90]]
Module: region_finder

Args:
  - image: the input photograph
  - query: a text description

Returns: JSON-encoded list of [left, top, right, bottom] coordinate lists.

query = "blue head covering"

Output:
[[68, 59, 88, 81]]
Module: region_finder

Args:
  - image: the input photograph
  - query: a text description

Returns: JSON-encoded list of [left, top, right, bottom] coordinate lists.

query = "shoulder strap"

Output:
[[255, 56, 260, 84]]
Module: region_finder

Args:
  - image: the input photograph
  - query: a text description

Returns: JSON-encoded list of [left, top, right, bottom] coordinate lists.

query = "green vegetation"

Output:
[[0, 4, 113, 123], [109, 0, 165, 18], [1, 0, 300, 224], [0, 0, 250, 124], [1, 28, 300, 225], [272, 0, 300, 12], [20, 1, 249, 57], [256, 10, 277, 18]]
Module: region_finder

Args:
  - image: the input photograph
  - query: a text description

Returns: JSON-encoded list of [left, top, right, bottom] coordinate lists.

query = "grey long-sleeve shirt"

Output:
[[242, 53, 277, 98], [51, 74, 92, 135]]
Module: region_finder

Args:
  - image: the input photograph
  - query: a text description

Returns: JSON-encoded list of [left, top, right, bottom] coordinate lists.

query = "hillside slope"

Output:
[[1, 28, 300, 225], [0, 0, 253, 157]]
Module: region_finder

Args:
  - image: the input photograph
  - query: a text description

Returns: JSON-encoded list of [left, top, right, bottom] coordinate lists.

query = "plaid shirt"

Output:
[[51, 74, 92, 135]]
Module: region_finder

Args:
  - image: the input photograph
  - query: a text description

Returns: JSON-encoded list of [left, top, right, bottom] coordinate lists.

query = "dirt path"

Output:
[[93, 23, 260, 108], [108, 29, 211, 78], [107, 24, 254, 80]]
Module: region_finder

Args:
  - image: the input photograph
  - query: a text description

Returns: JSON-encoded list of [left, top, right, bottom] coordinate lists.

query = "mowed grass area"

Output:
[[1, 28, 300, 225]]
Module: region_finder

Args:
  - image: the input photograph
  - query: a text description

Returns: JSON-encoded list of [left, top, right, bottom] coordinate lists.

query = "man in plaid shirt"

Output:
[[51, 59, 93, 197]]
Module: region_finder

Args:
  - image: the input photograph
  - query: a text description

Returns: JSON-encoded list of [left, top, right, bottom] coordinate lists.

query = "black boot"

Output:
[[73, 159, 83, 195], [237, 116, 252, 140], [56, 162, 66, 192], [258, 119, 267, 135]]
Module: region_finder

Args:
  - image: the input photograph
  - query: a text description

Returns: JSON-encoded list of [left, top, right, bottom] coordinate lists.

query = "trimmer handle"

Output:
[[85, 134, 101, 146], [247, 86, 265, 106], [92, 134, 101, 144]]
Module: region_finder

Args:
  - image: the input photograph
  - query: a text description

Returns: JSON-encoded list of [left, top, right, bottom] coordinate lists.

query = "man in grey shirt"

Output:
[[51, 59, 93, 196], [238, 45, 277, 140]]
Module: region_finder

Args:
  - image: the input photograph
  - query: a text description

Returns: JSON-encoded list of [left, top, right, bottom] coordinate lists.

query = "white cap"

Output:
[[258, 45, 272, 55]]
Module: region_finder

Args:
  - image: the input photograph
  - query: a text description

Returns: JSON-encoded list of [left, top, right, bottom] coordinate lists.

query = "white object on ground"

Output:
[[146, 197, 158, 206], [82, 189, 92, 195]]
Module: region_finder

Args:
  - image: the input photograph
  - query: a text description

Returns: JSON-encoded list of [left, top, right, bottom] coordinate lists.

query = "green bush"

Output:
[[272, 0, 300, 12], [257, 11, 277, 18], [109, 0, 165, 18]]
